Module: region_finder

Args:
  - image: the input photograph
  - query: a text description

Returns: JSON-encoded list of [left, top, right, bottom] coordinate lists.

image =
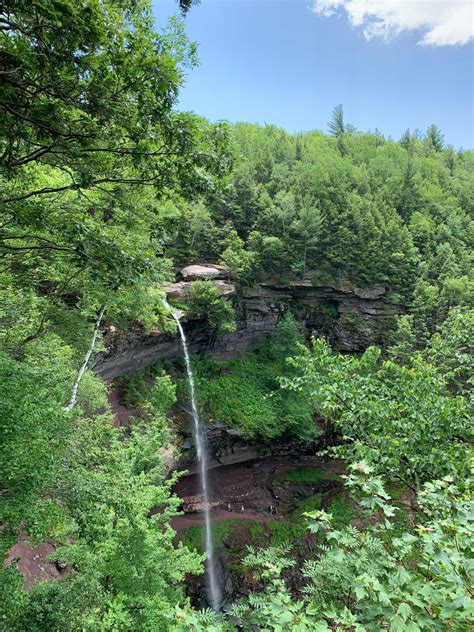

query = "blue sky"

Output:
[[152, 1, 473, 148]]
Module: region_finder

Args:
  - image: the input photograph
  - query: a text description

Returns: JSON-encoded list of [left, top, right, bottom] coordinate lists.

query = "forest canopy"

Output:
[[1, 0, 473, 630]]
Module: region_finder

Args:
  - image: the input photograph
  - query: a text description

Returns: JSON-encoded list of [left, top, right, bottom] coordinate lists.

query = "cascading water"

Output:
[[165, 301, 221, 611]]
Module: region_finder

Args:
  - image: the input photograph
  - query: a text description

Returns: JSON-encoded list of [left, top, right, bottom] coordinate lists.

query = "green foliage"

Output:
[[290, 196, 323, 276], [1, 0, 232, 356], [2, 372, 202, 630], [327, 492, 354, 527], [227, 323, 472, 630], [0, 4, 227, 622], [116, 371, 150, 408], [389, 306, 474, 397], [1, 0, 473, 626], [267, 522, 306, 547], [175, 121, 472, 335], [116, 369, 176, 412], [180, 520, 265, 556], [0, 347, 74, 534], [425, 124, 445, 152], [425, 307, 474, 395], [1, 0, 231, 196], [328, 104, 346, 137], [186, 280, 236, 334], [189, 314, 320, 439], [219, 228, 257, 283], [388, 314, 419, 366], [282, 338, 472, 490], [293, 493, 323, 516], [229, 472, 474, 631]]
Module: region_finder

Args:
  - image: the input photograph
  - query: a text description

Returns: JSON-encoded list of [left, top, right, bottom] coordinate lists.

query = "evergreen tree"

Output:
[[328, 104, 347, 156], [291, 197, 323, 277], [328, 104, 345, 136], [425, 124, 445, 152], [400, 128, 413, 152]]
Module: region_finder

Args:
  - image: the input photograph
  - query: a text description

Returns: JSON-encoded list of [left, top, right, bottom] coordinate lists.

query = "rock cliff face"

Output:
[[93, 280, 399, 379], [177, 419, 326, 475], [211, 281, 398, 360]]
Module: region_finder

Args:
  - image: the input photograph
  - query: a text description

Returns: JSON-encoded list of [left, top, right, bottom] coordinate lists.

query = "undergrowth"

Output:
[[178, 314, 322, 439]]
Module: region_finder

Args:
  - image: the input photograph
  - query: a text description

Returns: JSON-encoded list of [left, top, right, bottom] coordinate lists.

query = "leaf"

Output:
[[397, 602, 413, 620]]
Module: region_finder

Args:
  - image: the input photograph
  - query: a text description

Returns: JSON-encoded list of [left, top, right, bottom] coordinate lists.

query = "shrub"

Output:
[[187, 280, 236, 334], [190, 315, 320, 439]]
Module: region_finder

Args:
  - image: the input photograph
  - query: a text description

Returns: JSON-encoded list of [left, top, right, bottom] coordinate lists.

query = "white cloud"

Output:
[[312, 0, 473, 46]]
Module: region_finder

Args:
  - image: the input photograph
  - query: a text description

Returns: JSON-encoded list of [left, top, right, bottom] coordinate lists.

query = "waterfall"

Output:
[[166, 301, 221, 611]]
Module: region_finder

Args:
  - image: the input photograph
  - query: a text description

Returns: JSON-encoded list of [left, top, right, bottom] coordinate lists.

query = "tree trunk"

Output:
[[66, 304, 106, 412]]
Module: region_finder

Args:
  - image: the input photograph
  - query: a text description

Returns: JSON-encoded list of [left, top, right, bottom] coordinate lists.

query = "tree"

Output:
[[0, 349, 72, 535], [176, 0, 201, 13], [425, 307, 474, 396], [1, 3, 225, 626], [396, 159, 422, 219], [272, 190, 296, 237], [281, 339, 471, 491], [388, 315, 418, 365], [291, 197, 323, 278], [1, 0, 232, 363], [328, 104, 347, 156], [219, 227, 256, 283], [425, 124, 444, 152], [400, 128, 413, 152], [328, 104, 345, 137], [1, 1, 231, 199], [1, 346, 204, 630], [187, 280, 236, 334]]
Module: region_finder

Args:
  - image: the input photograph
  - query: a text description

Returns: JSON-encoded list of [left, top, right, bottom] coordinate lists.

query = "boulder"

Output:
[[180, 264, 228, 281], [164, 281, 190, 300], [164, 279, 236, 301], [353, 285, 386, 300], [212, 280, 236, 297]]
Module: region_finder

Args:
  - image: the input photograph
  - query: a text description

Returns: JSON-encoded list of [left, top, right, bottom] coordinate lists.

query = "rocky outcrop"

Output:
[[94, 320, 211, 379], [94, 280, 399, 379], [177, 419, 326, 475], [4, 537, 70, 589], [180, 263, 229, 281], [210, 281, 399, 359], [164, 279, 236, 301]]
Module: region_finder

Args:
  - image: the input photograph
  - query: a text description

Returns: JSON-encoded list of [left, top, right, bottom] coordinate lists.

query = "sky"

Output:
[[152, 0, 474, 148]]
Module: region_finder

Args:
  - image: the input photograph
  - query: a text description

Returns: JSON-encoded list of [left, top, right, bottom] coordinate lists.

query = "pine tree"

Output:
[[400, 129, 413, 152], [425, 124, 444, 152], [328, 104, 347, 156], [328, 104, 345, 136]]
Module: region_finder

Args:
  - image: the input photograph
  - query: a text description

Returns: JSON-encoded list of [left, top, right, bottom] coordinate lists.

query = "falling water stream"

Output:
[[166, 301, 221, 610]]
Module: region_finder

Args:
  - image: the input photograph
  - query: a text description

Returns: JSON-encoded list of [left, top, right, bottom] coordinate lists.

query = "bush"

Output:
[[190, 313, 321, 439], [187, 280, 236, 334], [115, 369, 176, 413]]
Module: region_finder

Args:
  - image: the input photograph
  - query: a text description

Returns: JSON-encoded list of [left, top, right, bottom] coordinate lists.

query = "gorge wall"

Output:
[[94, 272, 400, 380]]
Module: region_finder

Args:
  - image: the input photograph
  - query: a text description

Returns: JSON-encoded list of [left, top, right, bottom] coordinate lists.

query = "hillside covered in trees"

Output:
[[1, 1, 473, 630], [173, 117, 473, 342]]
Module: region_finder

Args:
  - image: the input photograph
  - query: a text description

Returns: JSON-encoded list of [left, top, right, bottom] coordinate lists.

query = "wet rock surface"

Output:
[[172, 456, 346, 607], [176, 418, 326, 474], [173, 456, 343, 517]]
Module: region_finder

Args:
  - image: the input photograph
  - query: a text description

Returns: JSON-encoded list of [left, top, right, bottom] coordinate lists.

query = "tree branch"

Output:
[[2, 176, 165, 203]]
